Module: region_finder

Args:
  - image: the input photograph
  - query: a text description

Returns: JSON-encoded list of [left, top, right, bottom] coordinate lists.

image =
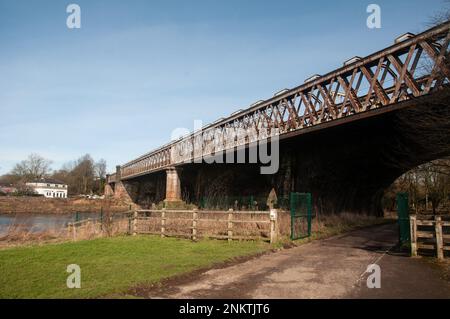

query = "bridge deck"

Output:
[[107, 21, 450, 183]]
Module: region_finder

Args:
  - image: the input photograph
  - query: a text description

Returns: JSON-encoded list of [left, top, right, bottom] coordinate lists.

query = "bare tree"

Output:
[[94, 159, 107, 180], [384, 158, 450, 215], [94, 159, 107, 195], [70, 154, 96, 195], [427, 0, 450, 26], [420, 158, 450, 214], [10, 153, 53, 182]]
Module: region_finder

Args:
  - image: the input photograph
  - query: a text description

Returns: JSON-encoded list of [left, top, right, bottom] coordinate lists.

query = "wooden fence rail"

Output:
[[410, 215, 450, 260], [130, 209, 278, 243], [65, 209, 279, 243], [67, 213, 132, 240]]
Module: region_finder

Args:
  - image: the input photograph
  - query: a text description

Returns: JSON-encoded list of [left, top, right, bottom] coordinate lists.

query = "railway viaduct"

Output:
[[105, 22, 450, 216]]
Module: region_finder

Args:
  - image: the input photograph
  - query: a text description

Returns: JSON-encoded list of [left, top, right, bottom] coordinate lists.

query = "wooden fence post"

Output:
[[161, 208, 166, 238], [86, 218, 92, 237], [435, 216, 444, 261], [132, 211, 138, 236], [228, 209, 233, 242], [70, 222, 76, 241], [192, 209, 198, 241], [410, 215, 417, 257], [270, 209, 278, 244], [108, 215, 113, 237], [68, 223, 72, 240], [100, 207, 103, 231]]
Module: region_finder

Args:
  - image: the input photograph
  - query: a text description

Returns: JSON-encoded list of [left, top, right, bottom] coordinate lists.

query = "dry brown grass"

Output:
[[277, 211, 387, 241], [0, 223, 68, 249], [67, 218, 130, 241], [0, 197, 134, 215], [0, 217, 131, 249]]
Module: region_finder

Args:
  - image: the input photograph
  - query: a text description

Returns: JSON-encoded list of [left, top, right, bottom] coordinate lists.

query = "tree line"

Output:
[[0, 153, 107, 196], [384, 158, 450, 215]]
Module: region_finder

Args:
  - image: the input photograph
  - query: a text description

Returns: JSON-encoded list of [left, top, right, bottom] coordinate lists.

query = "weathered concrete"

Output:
[[165, 167, 182, 202], [135, 224, 450, 299], [104, 183, 114, 198], [113, 181, 134, 203]]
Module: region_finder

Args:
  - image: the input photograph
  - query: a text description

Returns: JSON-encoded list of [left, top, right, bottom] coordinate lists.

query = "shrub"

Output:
[[12, 186, 37, 197]]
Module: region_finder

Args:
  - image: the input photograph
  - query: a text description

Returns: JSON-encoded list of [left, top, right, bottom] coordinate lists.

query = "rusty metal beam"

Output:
[[107, 21, 450, 182]]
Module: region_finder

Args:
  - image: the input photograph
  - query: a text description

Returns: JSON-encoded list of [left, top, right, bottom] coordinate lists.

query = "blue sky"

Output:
[[0, 0, 447, 174]]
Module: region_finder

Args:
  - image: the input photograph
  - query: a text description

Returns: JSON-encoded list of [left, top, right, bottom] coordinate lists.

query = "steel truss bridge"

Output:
[[107, 21, 450, 184]]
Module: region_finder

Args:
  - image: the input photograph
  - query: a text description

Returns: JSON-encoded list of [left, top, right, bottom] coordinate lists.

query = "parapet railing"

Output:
[[108, 21, 450, 181]]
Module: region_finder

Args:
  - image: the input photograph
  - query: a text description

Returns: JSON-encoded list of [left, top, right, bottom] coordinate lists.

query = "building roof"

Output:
[[29, 178, 67, 185]]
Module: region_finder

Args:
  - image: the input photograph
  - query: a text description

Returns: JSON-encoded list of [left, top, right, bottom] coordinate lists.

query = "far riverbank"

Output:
[[0, 197, 134, 215]]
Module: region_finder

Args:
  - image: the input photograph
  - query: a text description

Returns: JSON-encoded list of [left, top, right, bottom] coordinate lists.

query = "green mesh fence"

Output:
[[200, 196, 269, 211], [290, 193, 312, 240], [199, 194, 292, 211], [397, 193, 411, 245]]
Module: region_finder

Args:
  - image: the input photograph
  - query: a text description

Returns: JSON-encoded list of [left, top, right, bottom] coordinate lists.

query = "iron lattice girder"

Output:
[[107, 21, 450, 183]]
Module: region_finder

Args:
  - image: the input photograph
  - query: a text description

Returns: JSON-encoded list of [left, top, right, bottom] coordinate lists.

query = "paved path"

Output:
[[141, 224, 450, 299]]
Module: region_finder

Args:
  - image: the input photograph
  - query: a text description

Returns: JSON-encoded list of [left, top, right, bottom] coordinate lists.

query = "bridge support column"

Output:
[[113, 165, 134, 203], [164, 167, 185, 209], [104, 180, 114, 198]]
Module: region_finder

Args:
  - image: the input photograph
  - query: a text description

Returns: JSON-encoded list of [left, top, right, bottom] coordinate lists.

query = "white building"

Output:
[[26, 178, 68, 199]]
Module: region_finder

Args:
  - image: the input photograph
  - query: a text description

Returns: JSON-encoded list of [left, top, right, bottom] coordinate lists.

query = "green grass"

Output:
[[0, 236, 268, 299]]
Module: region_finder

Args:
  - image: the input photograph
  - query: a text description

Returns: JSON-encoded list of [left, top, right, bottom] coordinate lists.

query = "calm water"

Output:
[[0, 212, 102, 235]]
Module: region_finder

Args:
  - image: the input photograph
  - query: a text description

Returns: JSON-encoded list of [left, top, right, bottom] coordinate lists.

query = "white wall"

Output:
[[34, 187, 68, 198], [26, 182, 68, 199]]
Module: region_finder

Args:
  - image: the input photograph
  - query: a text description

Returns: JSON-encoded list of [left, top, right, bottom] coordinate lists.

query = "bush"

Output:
[[12, 186, 37, 197]]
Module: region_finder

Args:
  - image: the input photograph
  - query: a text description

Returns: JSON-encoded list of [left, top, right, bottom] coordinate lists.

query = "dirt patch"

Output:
[[424, 258, 450, 283], [125, 249, 279, 298]]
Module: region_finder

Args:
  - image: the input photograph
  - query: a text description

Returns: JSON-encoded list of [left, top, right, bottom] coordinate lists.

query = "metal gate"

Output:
[[290, 193, 312, 240], [397, 193, 410, 245]]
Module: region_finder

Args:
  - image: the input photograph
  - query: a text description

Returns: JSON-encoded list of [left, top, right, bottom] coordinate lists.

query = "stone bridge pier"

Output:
[[163, 167, 184, 208], [108, 165, 185, 209]]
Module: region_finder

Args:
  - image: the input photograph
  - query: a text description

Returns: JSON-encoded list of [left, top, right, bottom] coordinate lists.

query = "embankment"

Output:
[[0, 197, 134, 214]]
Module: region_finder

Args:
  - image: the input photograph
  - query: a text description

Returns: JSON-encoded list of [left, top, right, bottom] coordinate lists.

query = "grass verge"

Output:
[[0, 236, 268, 298]]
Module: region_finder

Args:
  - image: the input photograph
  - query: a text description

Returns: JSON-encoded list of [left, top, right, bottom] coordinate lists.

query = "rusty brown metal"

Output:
[[107, 21, 450, 183]]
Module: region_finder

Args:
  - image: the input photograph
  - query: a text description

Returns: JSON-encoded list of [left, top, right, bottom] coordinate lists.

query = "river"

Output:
[[0, 212, 102, 235]]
